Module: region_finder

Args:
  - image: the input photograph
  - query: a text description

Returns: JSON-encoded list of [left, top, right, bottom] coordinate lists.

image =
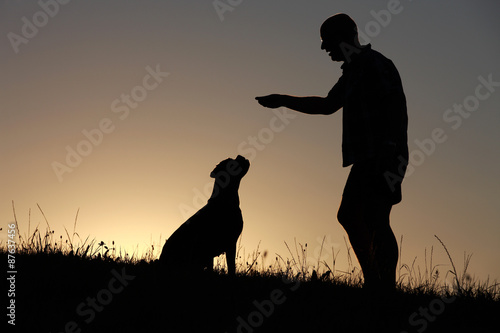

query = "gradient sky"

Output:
[[2, 0, 499, 283]]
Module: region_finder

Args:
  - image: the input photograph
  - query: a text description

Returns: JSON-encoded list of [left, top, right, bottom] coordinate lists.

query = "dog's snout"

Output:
[[236, 155, 248, 164]]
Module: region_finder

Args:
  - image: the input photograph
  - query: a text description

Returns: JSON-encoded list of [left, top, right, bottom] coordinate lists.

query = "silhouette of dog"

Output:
[[160, 155, 250, 276]]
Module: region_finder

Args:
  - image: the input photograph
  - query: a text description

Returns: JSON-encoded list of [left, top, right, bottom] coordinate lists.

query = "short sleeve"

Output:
[[325, 75, 345, 111]]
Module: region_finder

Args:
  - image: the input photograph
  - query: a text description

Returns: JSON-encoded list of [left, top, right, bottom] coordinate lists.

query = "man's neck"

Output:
[[341, 43, 371, 66]]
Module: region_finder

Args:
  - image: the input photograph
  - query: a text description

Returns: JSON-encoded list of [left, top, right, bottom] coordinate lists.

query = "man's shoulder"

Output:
[[359, 47, 401, 81], [361, 46, 393, 67], [343, 44, 394, 72]]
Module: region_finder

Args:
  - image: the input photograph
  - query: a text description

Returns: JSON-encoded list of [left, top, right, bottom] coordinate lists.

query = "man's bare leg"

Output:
[[338, 197, 398, 290]]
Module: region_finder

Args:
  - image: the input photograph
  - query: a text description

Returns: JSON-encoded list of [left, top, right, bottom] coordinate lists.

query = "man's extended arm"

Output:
[[255, 94, 341, 115]]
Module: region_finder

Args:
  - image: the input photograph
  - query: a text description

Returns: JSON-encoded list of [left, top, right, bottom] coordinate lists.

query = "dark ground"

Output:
[[6, 252, 499, 333]]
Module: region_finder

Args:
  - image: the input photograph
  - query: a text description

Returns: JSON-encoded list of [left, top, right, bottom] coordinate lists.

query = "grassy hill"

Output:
[[3, 224, 499, 333]]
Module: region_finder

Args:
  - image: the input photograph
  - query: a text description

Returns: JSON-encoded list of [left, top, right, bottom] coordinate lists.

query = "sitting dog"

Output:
[[160, 155, 250, 275]]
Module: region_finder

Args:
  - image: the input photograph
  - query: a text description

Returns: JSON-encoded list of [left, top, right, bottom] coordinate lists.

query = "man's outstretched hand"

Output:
[[255, 94, 285, 109]]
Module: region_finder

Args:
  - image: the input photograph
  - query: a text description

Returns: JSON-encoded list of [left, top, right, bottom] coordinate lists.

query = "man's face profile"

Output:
[[320, 33, 345, 62]]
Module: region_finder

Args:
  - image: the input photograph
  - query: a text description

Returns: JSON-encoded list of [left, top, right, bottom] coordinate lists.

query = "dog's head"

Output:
[[210, 155, 250, 181]]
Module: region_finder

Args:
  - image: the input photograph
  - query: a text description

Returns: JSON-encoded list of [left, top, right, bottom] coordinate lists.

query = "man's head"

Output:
[[320, 13, 361, 62]]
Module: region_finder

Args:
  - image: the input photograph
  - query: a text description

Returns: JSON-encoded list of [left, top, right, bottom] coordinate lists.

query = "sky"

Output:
[[1, 0, 499, 284]]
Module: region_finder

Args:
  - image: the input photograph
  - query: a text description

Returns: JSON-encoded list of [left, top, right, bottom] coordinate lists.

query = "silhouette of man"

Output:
[[256, 13, 408, 291]]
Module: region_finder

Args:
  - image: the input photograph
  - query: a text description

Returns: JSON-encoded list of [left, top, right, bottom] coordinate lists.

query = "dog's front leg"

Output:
[[226, 244, 237, 276]]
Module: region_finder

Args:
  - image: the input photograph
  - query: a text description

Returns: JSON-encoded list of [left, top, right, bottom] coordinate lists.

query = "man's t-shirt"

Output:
[[327, 44, 408, 168]]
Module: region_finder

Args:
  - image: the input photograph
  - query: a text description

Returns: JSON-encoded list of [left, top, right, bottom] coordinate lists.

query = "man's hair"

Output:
[[320, 13, 358, 42]]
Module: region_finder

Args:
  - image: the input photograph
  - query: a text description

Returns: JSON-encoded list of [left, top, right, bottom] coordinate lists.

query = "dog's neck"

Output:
[[208, 179, 241, 205]]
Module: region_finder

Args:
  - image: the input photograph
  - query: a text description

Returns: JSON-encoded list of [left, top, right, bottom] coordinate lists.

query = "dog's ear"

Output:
[[210, 158, 230, 178]]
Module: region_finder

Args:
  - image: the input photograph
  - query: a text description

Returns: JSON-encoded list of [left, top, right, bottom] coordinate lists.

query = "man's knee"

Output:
[[337, 205, 348, 226], [337, 199, 358, 231]]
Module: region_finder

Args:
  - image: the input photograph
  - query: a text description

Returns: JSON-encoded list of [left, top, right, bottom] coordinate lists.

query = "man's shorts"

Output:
[[343, 155, 407, 205]]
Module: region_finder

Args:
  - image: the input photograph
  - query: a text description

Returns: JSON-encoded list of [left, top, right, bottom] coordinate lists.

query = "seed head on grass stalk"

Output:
[[435, 235, 463, 296]]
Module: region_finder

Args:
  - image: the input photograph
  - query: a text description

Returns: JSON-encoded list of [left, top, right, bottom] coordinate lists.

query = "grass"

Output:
[[2, 205, 499, 332]]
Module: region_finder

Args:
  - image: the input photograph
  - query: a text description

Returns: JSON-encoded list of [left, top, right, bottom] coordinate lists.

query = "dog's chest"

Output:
[[189, 204, 243, 233], [211, 206, 243, 231]]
